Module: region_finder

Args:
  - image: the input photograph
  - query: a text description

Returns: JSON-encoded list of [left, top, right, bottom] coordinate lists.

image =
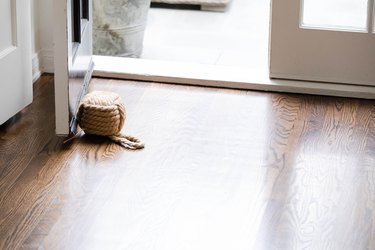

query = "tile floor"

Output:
[[142, 0, 270, 70]]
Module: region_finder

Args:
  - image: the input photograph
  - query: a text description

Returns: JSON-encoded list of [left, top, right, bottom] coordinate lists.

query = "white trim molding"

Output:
[[41, 49, 54, 73], [32, 52, 42, 83], [32, 49, 54, 82], [93, 56, 375, 100]]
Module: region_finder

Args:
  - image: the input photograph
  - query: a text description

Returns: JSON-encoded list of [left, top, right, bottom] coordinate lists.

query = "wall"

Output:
[[32, 0, 54, 82], [31, 0, 41, 82]]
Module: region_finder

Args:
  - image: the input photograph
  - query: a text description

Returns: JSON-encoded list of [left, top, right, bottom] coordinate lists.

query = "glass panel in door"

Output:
[[301, 0, 368, 31]]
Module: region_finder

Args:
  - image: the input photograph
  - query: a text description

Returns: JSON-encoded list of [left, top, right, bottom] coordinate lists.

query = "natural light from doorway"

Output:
[[302, 0, 368, 31]]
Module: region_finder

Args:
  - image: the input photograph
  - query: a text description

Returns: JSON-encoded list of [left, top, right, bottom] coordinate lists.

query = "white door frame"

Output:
[[54, 0, 94, 136]]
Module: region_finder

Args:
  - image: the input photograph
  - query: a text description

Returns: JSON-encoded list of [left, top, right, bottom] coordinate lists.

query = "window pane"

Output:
[[302, 0, 368, 31]]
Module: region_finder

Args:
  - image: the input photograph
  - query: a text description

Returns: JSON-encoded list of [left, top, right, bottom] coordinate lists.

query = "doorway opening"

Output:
[[92, 0, 271, 86], [142, 0, 269, 70], [91, 0, 375, 99]]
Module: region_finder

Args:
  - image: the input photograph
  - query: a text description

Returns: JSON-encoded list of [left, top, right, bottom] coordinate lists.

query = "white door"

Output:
[[54, 0, 93, 135], [0, 0, 32, 124], [269, 0, 375, 86]]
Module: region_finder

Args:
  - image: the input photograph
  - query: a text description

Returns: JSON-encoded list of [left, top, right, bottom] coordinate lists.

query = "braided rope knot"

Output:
[[77, 91, 144, 150]]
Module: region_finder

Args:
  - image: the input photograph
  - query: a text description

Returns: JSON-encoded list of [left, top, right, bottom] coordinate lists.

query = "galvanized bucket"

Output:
[[93, 0, 151, 57]]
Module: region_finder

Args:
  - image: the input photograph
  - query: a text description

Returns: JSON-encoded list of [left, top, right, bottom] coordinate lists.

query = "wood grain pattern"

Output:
[[0, 75, 375, 250]]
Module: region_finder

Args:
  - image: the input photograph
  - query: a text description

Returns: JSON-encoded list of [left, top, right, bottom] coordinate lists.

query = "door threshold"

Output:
[[93, 56, 375, 99]]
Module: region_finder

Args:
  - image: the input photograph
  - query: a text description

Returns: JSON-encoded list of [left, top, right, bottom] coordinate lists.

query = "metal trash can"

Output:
[[93, 0, 151, 57]]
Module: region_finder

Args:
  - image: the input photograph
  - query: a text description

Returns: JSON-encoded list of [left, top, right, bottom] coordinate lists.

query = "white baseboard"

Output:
[[41, 49, 54, 73], [32, 52, 42, 83], [32, 49, 54, 82]]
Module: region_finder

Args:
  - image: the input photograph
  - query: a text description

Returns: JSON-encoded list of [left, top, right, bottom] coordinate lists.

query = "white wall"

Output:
[[31, 0, 40, 54], [38, 0, 54, 73], [32, 0, 54, 82], [31, 0, 41, 82]]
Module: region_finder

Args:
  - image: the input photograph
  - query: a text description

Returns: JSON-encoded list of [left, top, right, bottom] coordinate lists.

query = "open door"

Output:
[[270, 0, 375, 86], [54, 0, 94, 135], [0, 0, 32, 124]]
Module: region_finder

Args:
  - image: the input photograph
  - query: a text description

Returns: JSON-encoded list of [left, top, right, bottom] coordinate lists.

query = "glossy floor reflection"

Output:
[[1, 75, 375, 250]]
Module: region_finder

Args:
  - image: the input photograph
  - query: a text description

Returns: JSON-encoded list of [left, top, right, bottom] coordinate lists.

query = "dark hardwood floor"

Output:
[[1, 75, 375, 250]]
